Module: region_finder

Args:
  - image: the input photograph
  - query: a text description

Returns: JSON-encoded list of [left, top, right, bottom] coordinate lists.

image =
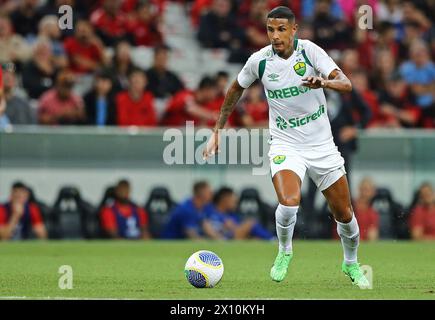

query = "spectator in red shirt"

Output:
[[116, 68, 157, 127], [340, 49, 359, 79], [160, 76, 218, 127], [63, 20, 106, 74], [90, 0, 129, 46], [354, 177, 380, 241], [377, 72, 421, 128], [38, 69, 85, 125], [332, 177, 379, 241], [410, 183, 435, 240], [205, 71, 237, 127], [0, 182, 47, 240], [236, 80, 268, 128], [239, 0, 270, 52], [351, 69, 380, 128], [370, 48, 396, 92], [100, 179, 151, 239], [127, 0, 163, 47]]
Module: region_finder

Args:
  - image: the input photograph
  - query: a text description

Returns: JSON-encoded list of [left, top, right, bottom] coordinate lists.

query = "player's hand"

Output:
[[202, 130, 220, 160], [302, 76, 327, 89]]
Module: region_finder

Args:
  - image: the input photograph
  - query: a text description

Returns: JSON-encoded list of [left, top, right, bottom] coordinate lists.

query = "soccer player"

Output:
[[203, 6, 369, 287]]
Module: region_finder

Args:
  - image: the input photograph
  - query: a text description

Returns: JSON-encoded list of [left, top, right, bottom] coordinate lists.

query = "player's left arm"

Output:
[[302, 69, 352, 93]]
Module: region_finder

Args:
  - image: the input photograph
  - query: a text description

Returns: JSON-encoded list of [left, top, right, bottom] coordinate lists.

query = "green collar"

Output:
[[271, 36, 298, 55]]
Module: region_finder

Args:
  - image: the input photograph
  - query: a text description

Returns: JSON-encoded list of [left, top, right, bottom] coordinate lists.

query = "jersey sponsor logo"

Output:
[[267, 86, 311, 99], [272, 155, 286, 164], [288, 104, 325, 128], [293, 61, 306, 76], [267, 73, 279, 81], [275, 116, 288, 130], [275, 104, 325, 130]]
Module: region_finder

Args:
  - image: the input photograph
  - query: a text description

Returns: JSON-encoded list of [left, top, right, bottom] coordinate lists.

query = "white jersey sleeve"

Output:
[[304, 40, 341, 79], [237, 54, 259, 89]]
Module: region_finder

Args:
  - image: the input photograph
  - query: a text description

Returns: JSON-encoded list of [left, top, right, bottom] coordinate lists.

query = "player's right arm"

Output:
[[203, 51, 261, 159], [202, 80, 245, 159]]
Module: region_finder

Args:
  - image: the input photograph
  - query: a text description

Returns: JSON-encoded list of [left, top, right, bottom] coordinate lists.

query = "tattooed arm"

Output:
[[203, 80, 245, 159], [213, 80, 245, 130]]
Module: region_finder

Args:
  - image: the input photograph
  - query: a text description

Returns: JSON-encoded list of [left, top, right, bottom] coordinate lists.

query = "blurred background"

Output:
[[0, 0, 434, 242]]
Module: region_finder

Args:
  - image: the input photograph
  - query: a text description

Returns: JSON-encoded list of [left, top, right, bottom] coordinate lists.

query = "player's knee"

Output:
[[279, 194, 301, 207], [332, 204, 353, 223]]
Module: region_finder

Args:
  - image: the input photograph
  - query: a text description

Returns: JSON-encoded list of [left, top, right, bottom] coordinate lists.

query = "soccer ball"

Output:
[[184, 250, 224, 288]]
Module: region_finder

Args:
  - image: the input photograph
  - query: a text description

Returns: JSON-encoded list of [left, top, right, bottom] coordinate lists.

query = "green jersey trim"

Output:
[[301, 49, 313, 68], [259, 59, 266, 80]]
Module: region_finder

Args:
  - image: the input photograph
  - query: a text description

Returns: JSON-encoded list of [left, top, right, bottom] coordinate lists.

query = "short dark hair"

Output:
[[213, 187, 234, 205], [267, 6, 295, 22], [95, 68, 113, 80], [193, 181, 209, 196], [117, 179, 130, 188], [198, 76, 216, 90], [128, 67, 146, 79], [216, 71, 229, 79], [154, 44, 171, 55], [12, 181, 27, 190]]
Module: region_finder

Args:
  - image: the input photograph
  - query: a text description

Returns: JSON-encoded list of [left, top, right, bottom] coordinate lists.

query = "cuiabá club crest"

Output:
[[293, 61, 306, 76]]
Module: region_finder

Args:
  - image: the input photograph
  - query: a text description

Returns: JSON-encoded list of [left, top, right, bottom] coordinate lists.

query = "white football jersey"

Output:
[[237, 38, 340, 148]]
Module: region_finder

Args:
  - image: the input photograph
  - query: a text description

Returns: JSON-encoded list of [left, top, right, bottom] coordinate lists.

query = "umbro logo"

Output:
[[267, 73, 279, 81]]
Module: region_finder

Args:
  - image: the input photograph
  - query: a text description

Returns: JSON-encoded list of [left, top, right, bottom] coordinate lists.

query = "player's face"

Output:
[[267, 18, 297, 55]]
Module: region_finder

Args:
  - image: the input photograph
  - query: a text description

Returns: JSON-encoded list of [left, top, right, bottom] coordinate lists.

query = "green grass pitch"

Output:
[[0, 240, 434, 300]]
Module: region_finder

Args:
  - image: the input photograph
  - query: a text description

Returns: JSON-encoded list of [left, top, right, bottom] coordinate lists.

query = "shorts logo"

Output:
[[276, 116, 288, 130], [293, 62, 306, 76], [273, 155, 286, 164]]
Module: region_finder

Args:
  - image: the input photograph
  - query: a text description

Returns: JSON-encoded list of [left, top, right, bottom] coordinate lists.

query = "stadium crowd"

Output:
[[0, 179, 434, 241], [0, 1, 434, 242], [0, 0, 434, 129]]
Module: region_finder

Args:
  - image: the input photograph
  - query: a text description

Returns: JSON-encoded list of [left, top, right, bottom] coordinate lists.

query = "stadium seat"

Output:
[[314, 201, 336, 239], [144, 186, 177, 238], [237, 188, 275, 232], [93, 185, 117, 239], [371, 188, 407, 239], [130, 46, 154, 70], [98, 185, 117, 209], [27, 186, 52, 239], [49, 186, 96, 239]]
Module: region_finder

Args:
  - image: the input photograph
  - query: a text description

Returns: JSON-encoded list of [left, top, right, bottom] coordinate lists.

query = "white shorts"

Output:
[[268, 141, 346, 191]]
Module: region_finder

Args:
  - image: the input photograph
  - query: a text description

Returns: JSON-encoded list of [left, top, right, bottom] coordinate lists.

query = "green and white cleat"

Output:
[[270, 251, 293, 282], [342, 262, 370, 288]]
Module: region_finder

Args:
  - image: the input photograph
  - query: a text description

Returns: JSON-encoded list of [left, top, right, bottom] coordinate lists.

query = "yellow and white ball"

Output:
[[184, 250, 224, 288]]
